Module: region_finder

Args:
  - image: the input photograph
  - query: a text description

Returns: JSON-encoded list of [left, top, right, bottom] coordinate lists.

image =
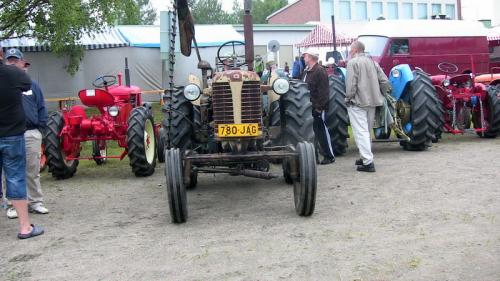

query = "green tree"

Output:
[[227, 0, 243, 24], [117, 0, 157, 25], [0, 0, 149, 74], [252, 0, 288, 24], [190, 0, 232, 24]]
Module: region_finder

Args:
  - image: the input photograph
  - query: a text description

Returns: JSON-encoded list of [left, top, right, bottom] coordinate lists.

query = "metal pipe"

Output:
[[244, 0, 254, 71], [124, 57, 131, 87], [331, 15, 337, 52]]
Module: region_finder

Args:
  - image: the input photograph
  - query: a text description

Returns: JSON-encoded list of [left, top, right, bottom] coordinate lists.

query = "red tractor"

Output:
[[432, 62, 500, 138], [44, 60, 157, 179]]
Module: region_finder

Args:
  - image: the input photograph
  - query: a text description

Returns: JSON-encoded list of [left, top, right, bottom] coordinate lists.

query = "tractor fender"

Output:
[[490, 79, 500, 87], [389, 64, 414, 100]]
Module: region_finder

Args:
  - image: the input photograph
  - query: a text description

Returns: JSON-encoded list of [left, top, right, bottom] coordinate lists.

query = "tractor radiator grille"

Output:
[[212, 81, 262, 129], [212, 82, 234, 126], [241, 81, 262, 125]]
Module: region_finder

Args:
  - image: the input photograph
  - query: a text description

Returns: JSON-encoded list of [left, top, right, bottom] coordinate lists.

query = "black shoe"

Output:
[[320, 157, 335, 165], [355, 158, 363, 166], [357, 162, 376, 172]]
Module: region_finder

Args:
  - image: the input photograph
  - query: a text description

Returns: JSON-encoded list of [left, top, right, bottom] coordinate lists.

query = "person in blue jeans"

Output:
[[0, 49, 44, 239]]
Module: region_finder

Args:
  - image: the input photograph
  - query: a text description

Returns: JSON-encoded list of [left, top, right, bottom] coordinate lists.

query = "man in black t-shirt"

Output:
[[0, 49, 44, 239]]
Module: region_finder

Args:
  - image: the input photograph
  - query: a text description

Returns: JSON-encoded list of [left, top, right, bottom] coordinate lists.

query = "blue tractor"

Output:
[[331, 64, 442, 151]]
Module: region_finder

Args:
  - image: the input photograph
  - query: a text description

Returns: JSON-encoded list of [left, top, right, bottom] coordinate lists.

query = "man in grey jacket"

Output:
[[346, 41, 389, 172]]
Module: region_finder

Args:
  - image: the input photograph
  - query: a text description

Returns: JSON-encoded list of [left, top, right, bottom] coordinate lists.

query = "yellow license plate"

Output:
[[218, 123, 261, 137]]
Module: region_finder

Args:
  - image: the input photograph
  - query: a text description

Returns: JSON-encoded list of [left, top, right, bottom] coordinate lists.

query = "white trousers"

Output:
[[25, 129, 44, 205], [348, 106, 376, 165]]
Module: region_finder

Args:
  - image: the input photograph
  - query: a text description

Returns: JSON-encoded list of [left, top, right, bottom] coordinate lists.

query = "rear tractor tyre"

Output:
[[44, 112, 79, 179], [402, 70, 441, 151], [127, 106, 157, 177], [477, 85, 500, 138], [326, 75, 349, 155], [280, 81, 315, 145], [293, 142, 317, 217], [162, 87, 195, 150], [166, 148, 188, 223]]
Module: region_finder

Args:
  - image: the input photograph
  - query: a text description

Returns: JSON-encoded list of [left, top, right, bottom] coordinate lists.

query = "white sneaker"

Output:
[[6, 207, 18, 219], [29, 204, 49, 214]]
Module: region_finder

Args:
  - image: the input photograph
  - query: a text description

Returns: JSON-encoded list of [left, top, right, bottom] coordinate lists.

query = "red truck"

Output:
[[356, 20, 490, 76]]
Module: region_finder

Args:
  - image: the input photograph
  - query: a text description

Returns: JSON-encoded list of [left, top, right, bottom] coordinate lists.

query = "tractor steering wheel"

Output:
[[438, 62, 459, 74], [93, 75, 117, 88], [217, 41, 247, 68]]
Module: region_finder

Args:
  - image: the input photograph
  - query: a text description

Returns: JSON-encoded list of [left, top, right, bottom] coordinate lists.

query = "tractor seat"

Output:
[[78, 89, 115, 108]]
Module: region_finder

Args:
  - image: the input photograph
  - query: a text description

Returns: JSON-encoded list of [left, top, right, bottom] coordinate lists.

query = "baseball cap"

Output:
[[303, 48, 320, 59], [6, 48, 24, 60]]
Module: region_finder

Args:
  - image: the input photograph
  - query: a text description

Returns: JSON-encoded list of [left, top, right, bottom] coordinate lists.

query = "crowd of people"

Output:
[[256, 41, 388, 171], [0, 48, 48, 239]]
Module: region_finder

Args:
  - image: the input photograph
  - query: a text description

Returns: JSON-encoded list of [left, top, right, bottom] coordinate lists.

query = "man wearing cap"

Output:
[[0, 48, 44, 239], [302, 49, 335, 165], [5, 48, 49, 218], [346, 41, 389, 173]]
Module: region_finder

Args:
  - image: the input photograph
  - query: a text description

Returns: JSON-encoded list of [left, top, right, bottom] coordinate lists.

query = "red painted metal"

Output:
[[372, 37, 490, 76], [57, 75, 143, 161], [432, 67, 493, 135]]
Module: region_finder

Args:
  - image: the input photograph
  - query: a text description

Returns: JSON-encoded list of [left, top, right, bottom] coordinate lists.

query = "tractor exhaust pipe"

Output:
[[244, 0, 254, 71], [124, 57, 131, 87]]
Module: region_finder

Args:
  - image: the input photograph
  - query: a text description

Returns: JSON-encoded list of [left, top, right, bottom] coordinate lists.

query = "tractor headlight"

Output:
[[392, 69, 400, 78], [183, 84, 201, 101], [443, 79, 450, 87], [108, 106, 119, 117], [272, 78, 290, 95]]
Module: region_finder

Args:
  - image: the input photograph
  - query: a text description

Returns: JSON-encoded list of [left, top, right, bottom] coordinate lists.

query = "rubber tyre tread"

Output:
[[326, 75, 349, 155], [478, 86, 500, 138], [294, 142, 317, 217], [281, 81, 315, 145], [166, 148, 188, 223], [404, 70, 441, 151], [127, 106, 157, 177], [157, 127, 166, 163], [162, 87, 195, 150], [44, 112, 79, 179]]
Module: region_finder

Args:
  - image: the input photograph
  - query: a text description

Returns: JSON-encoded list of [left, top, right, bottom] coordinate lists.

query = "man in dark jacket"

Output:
[[0, 49, 44, 239], [5, 48, 49, 218], [302, 49, 335, 165]]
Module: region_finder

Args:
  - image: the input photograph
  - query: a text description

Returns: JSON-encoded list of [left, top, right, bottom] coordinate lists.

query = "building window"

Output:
[[417, 3, 428, 19], [432, 3, 442, 16], [339, 1, 351, 20], [402, 3, 413, 19], [320, 0, 334, 22], [371, 2, 383, 20], [355, 1, 367, 20], [387, 2, 398, 20], [445, 4, 456, 19]]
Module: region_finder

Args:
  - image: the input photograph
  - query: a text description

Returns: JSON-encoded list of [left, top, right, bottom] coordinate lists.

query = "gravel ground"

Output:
[[1, 134, 499, 281]]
